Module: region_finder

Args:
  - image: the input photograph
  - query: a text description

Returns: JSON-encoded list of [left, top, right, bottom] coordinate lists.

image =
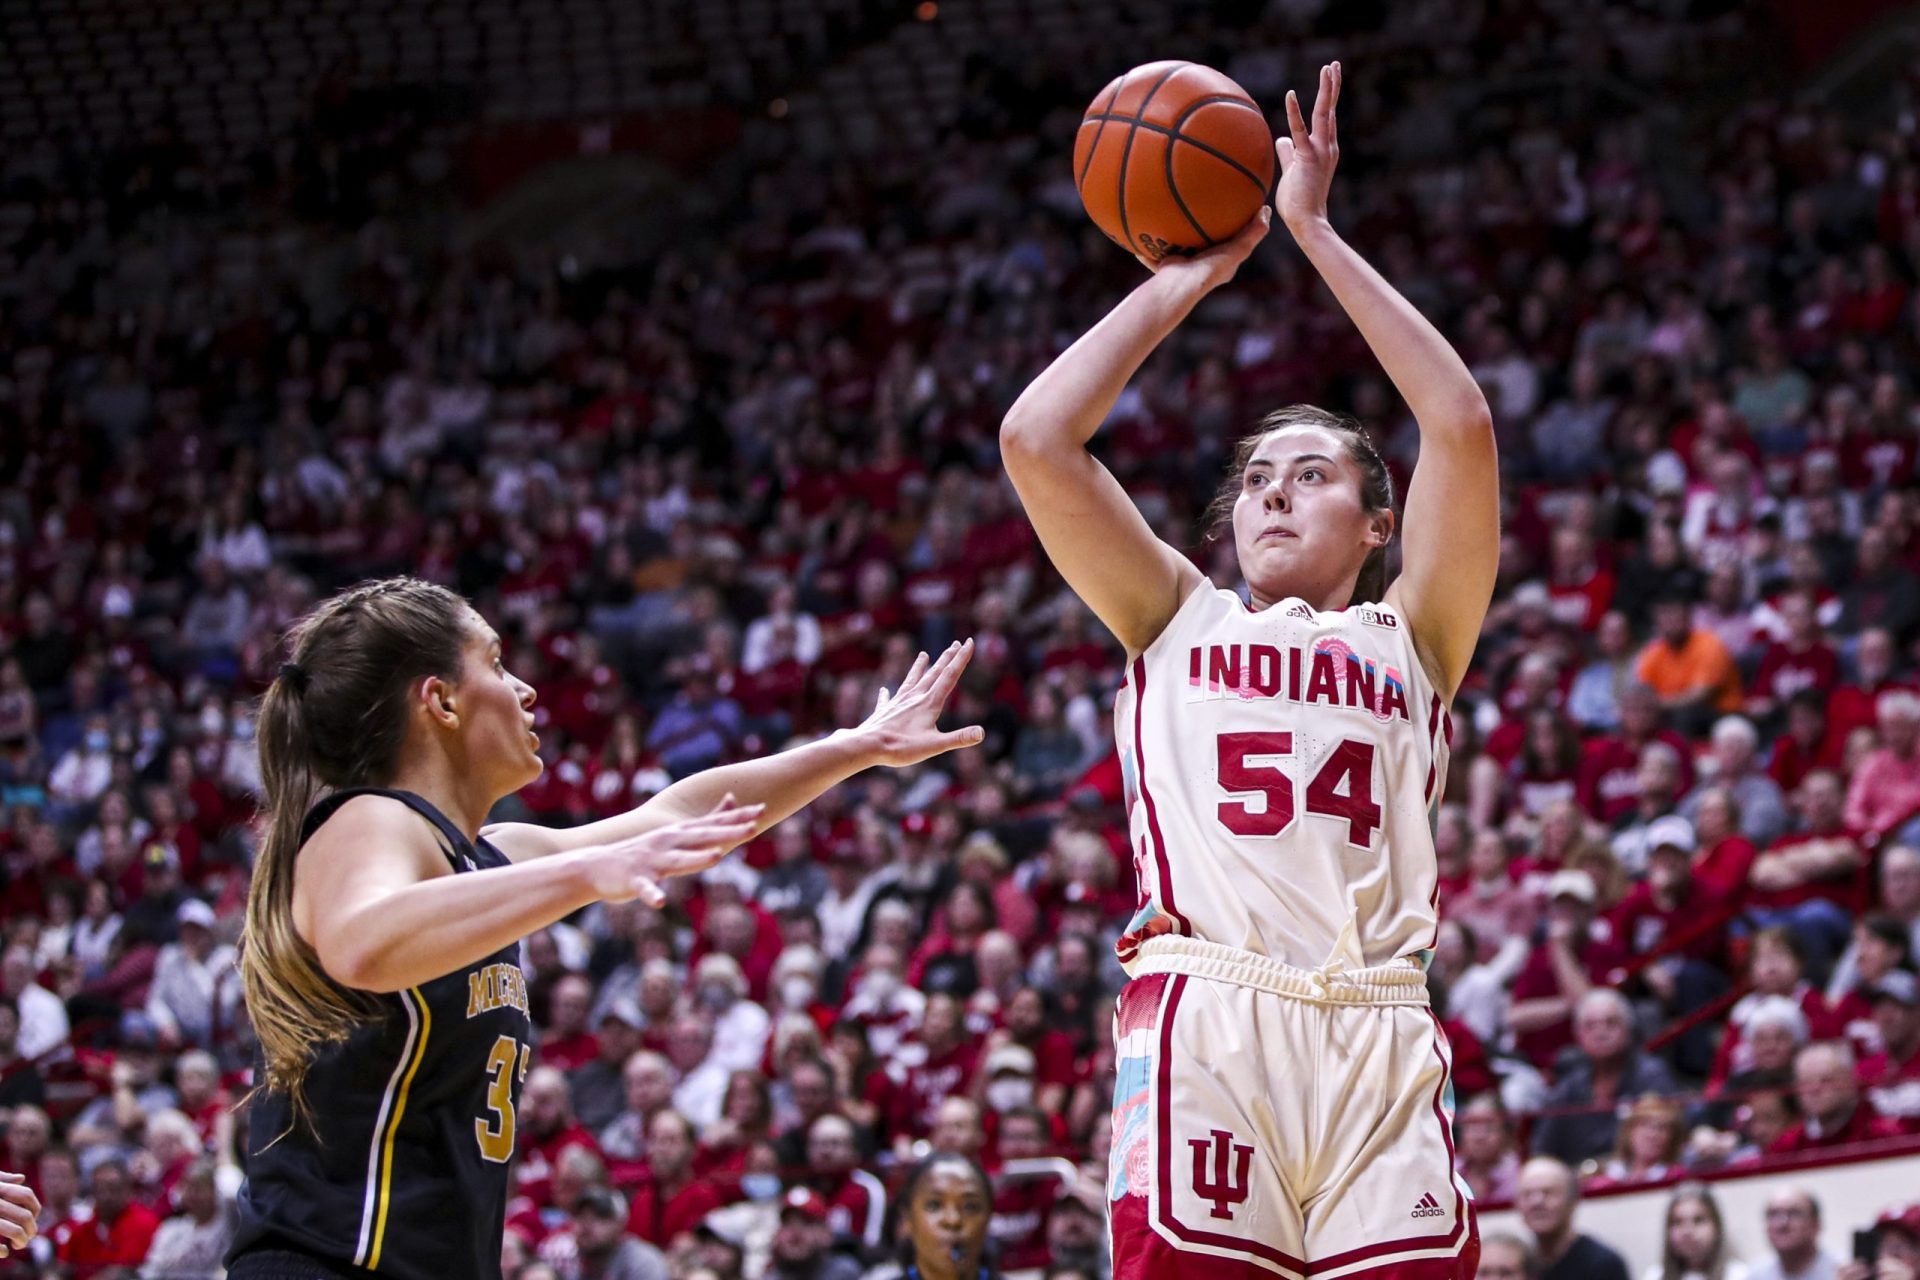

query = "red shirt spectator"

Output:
[[1508, 871, 1631, 1071], [625, 1110, 725, 1248], [54, 1163, 161, 1279]]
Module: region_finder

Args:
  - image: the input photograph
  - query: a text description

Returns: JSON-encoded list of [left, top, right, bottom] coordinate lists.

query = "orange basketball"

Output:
[[1074, 61, 1275, 264]]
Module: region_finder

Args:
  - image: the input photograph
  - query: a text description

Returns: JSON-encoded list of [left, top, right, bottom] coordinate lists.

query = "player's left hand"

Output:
[[857, 639, 986, 767], [1275, 61, 1340, 232]]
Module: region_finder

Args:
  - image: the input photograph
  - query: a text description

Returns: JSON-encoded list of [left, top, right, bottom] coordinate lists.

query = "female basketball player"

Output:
[[1000, 64, 1496, 1279], [226, 577, 983, 1280]]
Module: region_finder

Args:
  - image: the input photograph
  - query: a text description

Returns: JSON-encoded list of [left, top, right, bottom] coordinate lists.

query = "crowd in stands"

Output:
[[4, 0, 1920, 1276]]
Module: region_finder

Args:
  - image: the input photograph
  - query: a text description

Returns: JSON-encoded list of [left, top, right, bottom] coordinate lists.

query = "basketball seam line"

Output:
[[1077, 71, 1129, 199], [1166, 93, 1270, 245], [1083, 112, 1271, 195], [1114, 63, 1185, 258], [1162, 116, 1219, 247]]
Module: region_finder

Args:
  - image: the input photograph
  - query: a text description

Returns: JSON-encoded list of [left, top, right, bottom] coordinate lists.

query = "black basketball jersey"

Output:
[[228, 788, 534, 1280]]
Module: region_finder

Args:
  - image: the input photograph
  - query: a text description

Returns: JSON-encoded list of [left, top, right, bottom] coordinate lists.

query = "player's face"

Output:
[[453, 611, 541, 792], [1232, 427, 1387, 609]]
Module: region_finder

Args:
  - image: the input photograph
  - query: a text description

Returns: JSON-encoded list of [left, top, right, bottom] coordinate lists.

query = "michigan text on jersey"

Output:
[[467, 963, 530, 1019]]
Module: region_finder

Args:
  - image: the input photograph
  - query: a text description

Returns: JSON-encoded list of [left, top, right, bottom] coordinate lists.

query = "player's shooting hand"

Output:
[[1135, 206, 1271, 288], [857, 639, 986, 767], [1275, 61, 1341, 233], [0, 1171, 39, 1257]]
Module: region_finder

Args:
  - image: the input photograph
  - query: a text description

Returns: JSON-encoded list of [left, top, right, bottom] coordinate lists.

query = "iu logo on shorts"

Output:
[[1188, 1128, 1253, 1220]]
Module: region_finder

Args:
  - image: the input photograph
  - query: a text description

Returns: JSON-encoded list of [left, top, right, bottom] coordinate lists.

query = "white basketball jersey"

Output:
[[1113, 581, 1452, 974]]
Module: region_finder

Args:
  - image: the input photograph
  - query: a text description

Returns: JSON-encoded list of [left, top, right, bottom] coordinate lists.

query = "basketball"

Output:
[[1074, 61, 1276, 264]]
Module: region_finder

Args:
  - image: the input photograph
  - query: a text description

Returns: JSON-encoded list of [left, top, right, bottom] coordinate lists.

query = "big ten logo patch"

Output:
[[1188, 1128, 1253, 1220], [1356, 606, 1398, 630]]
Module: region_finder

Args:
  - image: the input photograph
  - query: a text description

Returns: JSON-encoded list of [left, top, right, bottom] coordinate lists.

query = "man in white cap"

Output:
[[1508, 869, 1630, 1071], [1608, 815, 1732, 1077], [144, 900, 237, 1049]]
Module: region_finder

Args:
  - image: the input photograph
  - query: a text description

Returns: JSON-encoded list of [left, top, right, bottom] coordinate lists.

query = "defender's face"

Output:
[[453, 611, 541, 793]]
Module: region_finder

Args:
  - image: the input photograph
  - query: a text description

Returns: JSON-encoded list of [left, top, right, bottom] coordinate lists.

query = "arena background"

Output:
[[5, 0, 1920, 1276]]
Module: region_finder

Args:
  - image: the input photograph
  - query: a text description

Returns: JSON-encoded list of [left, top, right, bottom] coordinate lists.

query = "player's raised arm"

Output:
[[1280, 63, 1499, 700], [482, 640, 984, 862], [998, 212, 1270, 657]]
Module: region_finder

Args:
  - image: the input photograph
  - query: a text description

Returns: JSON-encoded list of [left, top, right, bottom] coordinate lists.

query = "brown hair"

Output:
[[1660, 1182, 1733, 1280], [1204, 405, 1396, 605], [242, 576, 471, 1129]]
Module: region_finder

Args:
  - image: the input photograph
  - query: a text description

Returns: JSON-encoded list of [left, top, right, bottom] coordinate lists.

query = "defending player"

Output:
[[1000, 64, 1496, 1278], [226, 577, 982, 1280]]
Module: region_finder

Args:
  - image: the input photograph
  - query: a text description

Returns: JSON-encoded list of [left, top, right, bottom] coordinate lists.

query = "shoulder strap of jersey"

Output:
[[300, 787, 467, 873]]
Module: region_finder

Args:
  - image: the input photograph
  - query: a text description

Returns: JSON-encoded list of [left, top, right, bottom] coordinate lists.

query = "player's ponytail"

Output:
[[1205, 406, 1396, 605], [242, 576, 469, 1133]]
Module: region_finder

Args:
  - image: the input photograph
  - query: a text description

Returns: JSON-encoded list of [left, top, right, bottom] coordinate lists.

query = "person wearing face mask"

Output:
[[978, 1045, 1038, 1131], [771, 946, 834, 1036], [46, 714, 115, 822], [696, 953, 771, 1074]]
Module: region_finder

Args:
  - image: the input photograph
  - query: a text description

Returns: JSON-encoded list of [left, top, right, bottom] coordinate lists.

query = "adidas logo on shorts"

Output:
[[1410, 1193, 1445, 1219]]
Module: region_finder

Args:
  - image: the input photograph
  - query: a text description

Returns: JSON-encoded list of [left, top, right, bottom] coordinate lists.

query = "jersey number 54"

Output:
[[1216, 732, 1380, 848]]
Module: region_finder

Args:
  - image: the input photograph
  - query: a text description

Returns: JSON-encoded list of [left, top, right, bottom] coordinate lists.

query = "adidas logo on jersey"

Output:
[[1410, 1192, 1445, 1219]]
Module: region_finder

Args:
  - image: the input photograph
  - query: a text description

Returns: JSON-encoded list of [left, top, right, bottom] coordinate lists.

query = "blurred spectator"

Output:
[[0, 1001, 45, 1110], [804, 1114, 885, 1254], [542, 973, 603, 1073], [142, 900, 238, 1049], [1837, 1205, 1920, 1280], [695, 954, 771, 1075], [1748, 773, 1867, 981], [1480, 1233, 1540, 1280], [1532, 990, 1680, 1168], [1636, 595, 1742, 733], [1857, 970, 1920, 1125], [600, 1049, 676, 1171], [1646, 1183, 1746, 1280], [1769, 1041, 1904, 1154], [53, 1158, 159, 1278], [560, 1186, 669, 1280], [572, 1002, 646, 1134], [1509, 871, 1630, 1070], [626, 1110, 722, 1249], [1587, 1094, 1686, 1191], [137, 1156, 231, 1280], [669, 1013, 730, 1130], [1453, 1094, 1520, 1204], [767, 1186, 861, 1280], [1516, 1157, 1629, 1280], [1750, 1188, 1839, 1280], [0, 952, 66, 1066], [1680, 718, 1789, 849], [1846, 694, 1920, 846]]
